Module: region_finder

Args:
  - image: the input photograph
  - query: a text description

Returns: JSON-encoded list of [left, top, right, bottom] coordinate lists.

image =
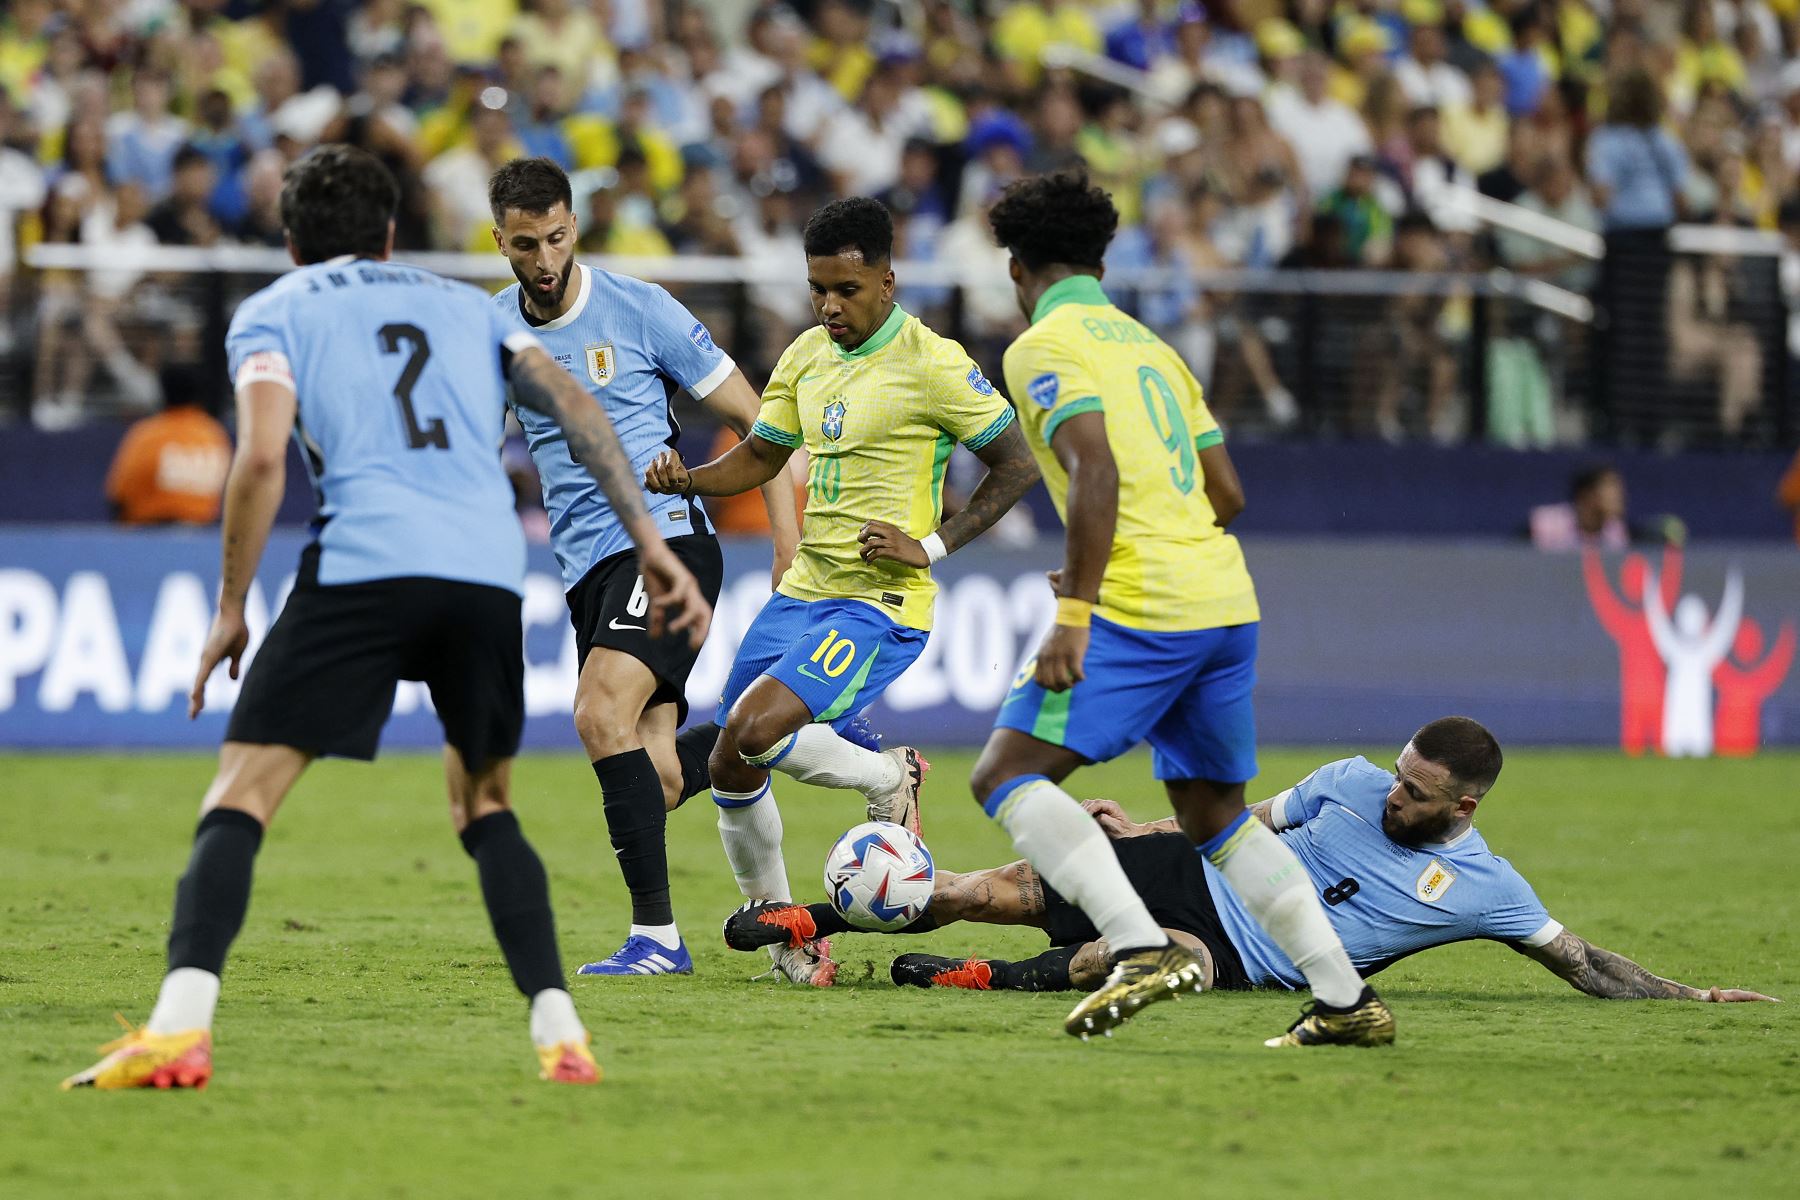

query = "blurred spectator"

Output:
[[423, 94, 521, 250], [0, 94, 45, 357], [1406, 105, 1478, 235], [1394, 20, 1472, 110], [1588, 69, 1690, 233], [1363, 211, 1460, 441], [286, 0, 357, 94], [818, 61, 927, 197], [186, 89, 254, 229], [1495, 156, 1601, 292], [146, 145, 221, 246], [106, 70, 186, 201], [1529, 464, 1687, 551], [105, 369, 232, 526], [1442, 60, 1509, 176], [993, 0, 1101, 93], [1318, 155, 1394, 265], [1496, 10, 1553, 117], [514, 0, 610, 95], [1270, 50, 1372, 199], [1780, 446, 1800, 545]]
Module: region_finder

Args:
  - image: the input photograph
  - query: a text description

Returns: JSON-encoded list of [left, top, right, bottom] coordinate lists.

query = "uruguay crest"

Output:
[[1414, 858, 1457, 904], [585, 343, 615, 388], [822, 399, 847, 440]]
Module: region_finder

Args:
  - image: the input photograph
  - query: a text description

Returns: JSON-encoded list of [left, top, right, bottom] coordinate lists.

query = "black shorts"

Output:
[[227, 562, 523, 773], [566, 533, 725, 724], [1040, 832, 1252, 991]]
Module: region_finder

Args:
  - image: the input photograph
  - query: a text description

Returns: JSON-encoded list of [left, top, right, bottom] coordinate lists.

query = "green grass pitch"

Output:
[[4, 748, 1797, 1197]]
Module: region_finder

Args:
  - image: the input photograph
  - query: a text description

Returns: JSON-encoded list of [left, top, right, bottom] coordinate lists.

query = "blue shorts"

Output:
[[715, 595, 929, 733], [995, 618, 1258, 783]]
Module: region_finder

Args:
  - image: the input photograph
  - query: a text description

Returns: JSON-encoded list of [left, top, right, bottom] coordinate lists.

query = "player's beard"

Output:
[[520, 254, 575, 313], [1382, 806, 1458, 846]]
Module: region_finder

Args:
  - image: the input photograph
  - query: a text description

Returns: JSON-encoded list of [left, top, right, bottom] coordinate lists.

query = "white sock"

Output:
[[146, 967, 220, 1034], [1204, 815, 1365, 1007], [989, 777, 1167, 954], [630, 922, 681, 950], [529, 988, 586, 1048], [744, 725, 902, 797], [713, 782, 791, 902]]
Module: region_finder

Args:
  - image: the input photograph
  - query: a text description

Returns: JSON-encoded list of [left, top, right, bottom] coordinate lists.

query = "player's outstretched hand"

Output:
[[188, 609, 250, 719], [1034, 624, 1089, 692], [1705, 986, 1780, 1002], [639, 544, 712, 649], [644, 450, 692, 496], [858, 520, 928, 567], [1081, 798, 1137, 839]]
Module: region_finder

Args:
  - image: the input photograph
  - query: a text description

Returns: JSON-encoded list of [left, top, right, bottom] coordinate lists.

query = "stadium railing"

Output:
[[10, 236, 1791, 449]]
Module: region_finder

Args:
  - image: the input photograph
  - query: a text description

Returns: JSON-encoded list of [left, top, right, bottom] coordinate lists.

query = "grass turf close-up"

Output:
[[4, 747, 1796, 1198]]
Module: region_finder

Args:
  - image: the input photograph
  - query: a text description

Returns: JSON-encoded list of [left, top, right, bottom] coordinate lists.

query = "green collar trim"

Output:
[[830, 303, 909, 360], [1031, 274, 1109, 324]]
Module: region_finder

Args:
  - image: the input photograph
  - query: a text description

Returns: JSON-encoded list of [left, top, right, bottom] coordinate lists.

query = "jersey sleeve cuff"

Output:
[[1267, 788, 1296, 829], [688, 354, 736, 400], [1520, 919, 1563, 948], [1194, 428, 1224, 452], [961, 407, 1015, 450], [1042, 396, 1104, 444], [751, 419, 802, 448], [502, 330, 545, 356], [234, 349, 295, 393]]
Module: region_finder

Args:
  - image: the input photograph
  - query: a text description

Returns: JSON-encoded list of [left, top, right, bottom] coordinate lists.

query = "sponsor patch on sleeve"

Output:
[[688, 321, 715, 353], [1027, 372, 1059, 409], [967, 365, 995, 395]]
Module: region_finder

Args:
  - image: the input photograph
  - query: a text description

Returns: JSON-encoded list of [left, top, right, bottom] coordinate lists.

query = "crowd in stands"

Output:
[[1, 0, 1798, 443]]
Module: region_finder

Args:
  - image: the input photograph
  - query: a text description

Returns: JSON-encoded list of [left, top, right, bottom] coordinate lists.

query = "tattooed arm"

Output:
[[1516, 929, 1778, 1002], [856, 420, 1041, 565], [508, 343, 710, 646]]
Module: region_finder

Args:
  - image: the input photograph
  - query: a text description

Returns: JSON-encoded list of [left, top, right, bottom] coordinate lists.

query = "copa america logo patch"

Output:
[[688, 321, 715, 353], [1027, 372, 1059, 409], [967, 366, 995, 395], [822, 399, 847, 440]]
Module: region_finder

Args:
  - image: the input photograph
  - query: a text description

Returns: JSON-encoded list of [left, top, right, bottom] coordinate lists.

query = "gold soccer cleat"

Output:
[[1064, 943, 1205, 1039], [61, 1015, 213, 1091], [1264, 988, 1396, 1048]]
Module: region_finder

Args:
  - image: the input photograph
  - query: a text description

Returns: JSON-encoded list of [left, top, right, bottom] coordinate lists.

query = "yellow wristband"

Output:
[[1054, 597, 1094, 628]]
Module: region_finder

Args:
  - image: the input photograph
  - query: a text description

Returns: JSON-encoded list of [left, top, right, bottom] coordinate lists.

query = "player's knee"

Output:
[[654, 759, 684, 812], [729, 707, 791, 762], [572, 694, 637, 759]]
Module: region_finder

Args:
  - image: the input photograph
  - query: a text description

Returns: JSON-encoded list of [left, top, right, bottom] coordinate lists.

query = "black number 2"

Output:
[[378, 323, 448, 450]]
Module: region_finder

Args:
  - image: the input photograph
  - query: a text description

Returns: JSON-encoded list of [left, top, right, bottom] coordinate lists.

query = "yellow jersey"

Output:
[[1001, 275, 1259, 633], [752, 305, 1015, 631]]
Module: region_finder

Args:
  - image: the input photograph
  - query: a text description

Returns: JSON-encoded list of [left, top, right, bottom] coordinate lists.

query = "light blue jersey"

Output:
[[493, 264, 734, 590], [226, 257, 535, 595], [1210, 757, 1562, 989]]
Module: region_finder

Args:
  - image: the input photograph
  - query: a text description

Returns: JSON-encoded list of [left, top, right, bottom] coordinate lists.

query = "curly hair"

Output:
[[987, 171, 1119, 271], [280, 144, 398, 264], [802, 196, 893, 263]]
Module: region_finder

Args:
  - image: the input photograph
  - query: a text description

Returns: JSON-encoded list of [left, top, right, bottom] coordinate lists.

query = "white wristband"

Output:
[[920, 532, 948, 564]]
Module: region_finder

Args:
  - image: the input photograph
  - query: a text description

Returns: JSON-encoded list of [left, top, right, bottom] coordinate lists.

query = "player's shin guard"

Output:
[[742, 724, 902, 796], [713, 781, 792, 901], [593, 749, 673, 926], [675, 722, 721, 802], [984, 775, 1167, 955], [166, 808, 264, 979], [1200, 811, 1364, 1008], [461, 810, 567, 997]]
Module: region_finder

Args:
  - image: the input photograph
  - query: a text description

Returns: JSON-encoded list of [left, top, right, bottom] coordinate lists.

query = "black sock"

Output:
[[593, 749, 673, 926], [801, 902, 854, 936], [987, 945, 1079, 992], [167, 808, 265, 976], [674, 722, 720, 802], [461, 811, 566, 997]]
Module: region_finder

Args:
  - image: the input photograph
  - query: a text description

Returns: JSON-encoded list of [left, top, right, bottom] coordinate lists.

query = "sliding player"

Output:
[[487, 157, 799, 977], [644, 197, 1040, 984], [728, 718, 1777, 1008], [969, 171, 1388, 1045], [61, 145, 710, 1091]]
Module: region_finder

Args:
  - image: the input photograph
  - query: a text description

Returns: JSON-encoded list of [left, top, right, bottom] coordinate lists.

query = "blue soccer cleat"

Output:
[[576, 935, 694, 977], [843, 710, 883, 752]]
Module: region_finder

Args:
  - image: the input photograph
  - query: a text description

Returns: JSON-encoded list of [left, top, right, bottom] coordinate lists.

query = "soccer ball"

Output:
[[822, 821, 935, 932]]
